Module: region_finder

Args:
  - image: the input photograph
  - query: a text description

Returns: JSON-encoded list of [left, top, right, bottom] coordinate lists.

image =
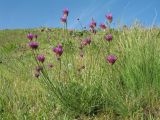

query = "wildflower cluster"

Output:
[[27, 33, 38, 41], [27, 9, 117, 79], [27, 32, 56, 78], [25, 9, 120, 119]]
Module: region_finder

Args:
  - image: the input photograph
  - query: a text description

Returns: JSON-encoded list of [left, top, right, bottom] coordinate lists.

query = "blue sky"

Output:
[[0, 0, 160, 29]]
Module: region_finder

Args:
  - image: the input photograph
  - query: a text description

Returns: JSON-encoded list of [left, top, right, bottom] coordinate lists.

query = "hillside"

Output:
[[0, 27, 160, 120]]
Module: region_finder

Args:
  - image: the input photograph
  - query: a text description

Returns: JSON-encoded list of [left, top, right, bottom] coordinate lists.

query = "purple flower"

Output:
[[106, 13, 113, 23], [105, 34, 113, 41], [107, 55, 117, 65], [61, 16, 67, 23], [82, 40, 88, 46], [63, 8, 69, 17], [92, 21, 96, 27], [89, 24, 94, 29], [53, 44, 63, 56], [29, 42, 39, 49], [37, 55, 45, 63], [82, 37, 91, 46], [57, 48, 63, 56], [89, 20, 96, 29], [27, 33, 34, 41], [99, 23, 107, 30]]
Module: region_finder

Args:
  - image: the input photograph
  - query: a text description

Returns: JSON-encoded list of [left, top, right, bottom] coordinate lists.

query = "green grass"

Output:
[[0, 27, 160, 120]]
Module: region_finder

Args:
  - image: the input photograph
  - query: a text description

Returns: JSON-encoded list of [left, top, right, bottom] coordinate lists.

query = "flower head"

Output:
[[106, 55, 117, 65], [63, 8, 69, 17], [99, 23, 107, 30], [106, 13, 113, 23], [61, 16, 67, 23], [53, 44, 63, 56], [90, 20, 96, 29], [37, 55, 45, 63], [105, 34, 113, 41], [27, 33, 34, 40], [82, 37, 91, 46], [29, 42, 39, 49]]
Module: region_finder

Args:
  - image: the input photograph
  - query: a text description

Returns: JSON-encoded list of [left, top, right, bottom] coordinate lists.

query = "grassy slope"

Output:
[[0, 27, 160, 120]]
